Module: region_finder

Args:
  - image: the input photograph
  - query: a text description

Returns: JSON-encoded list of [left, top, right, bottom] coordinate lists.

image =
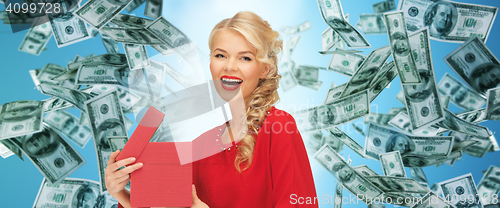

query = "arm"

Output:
[[269, 114, 319, 208]]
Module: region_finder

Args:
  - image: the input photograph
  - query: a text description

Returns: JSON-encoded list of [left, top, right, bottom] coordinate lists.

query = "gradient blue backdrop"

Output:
[[1, 0, 499, 207]]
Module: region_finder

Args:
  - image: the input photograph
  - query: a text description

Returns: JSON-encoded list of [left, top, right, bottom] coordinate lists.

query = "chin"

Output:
[[213, 80, 244, 102]]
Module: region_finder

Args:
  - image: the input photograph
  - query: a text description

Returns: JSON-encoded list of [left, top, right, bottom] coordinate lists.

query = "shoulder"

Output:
[[259, 106, 300, 135]]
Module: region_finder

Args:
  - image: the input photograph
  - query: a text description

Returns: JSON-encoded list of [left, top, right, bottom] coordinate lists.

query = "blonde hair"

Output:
[[209, 11, 283, 173]]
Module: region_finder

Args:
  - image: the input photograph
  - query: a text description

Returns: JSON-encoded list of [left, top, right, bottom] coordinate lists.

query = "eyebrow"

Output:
[[213, 48, 255, 56]]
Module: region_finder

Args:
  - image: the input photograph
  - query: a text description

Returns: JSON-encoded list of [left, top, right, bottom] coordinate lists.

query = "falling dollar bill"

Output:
[[326, 50, 366, 77], [399, 0, 498, 42], [44, 111, 92, 148], [373, 0, 395, 13], [403, 150, 463, 168], [486, 86, 500, 120], [10, 125, 85, 184], [18, 19, 52, 55], [456, 108, 487, 124], [364, 112, 396, 128], [316, 0, 371, 48], [439, 173, 483, 208], [74, 0, 133, 29], [85, 90, 127, 192], [477, 166, 500, 205], [464, 136, 493, 158], [438, 73, 487, 110], [365, 175, 428, 193], [281, 20, 311, 36], [124, 44, 150, 70], [389, 111, 440, 136], [364, 123, 454, 160], [356, 13, 387, 35], [0, 139, 23, 160], [0, 100, 44, 140], [445, 36, 500, 95], [326, 126, 366, 158], [111, 13, 153, 29], [48, 2, 90, 48], [368, 61, 397, 102], [67, 53, 127, 71], [145, 16, 191, 48], [314, 144, 384, 204], [144, 0, 162, 19], [436, 108, 491, 138], [322, 27, 338, 51], [340, 45, 392, 98], [410, 167, 430, 190], [384, 11, 421, 84], [280, 71, 298, 92], [402, 28, 445, 131], [353, 165, 379, 177], [107, 136, 128, 152], [100, 26, 164, 45], [380, 151, 407, 177], [286, 35, 301, 57], [100, 31, 120, 54], [411, 191, 456, 208], [294, 90, 369, 132], [293, 65, 319, 82], [92, 85, 142, 110], [126, 0, 146, 13], [38, 83, 94, 112]]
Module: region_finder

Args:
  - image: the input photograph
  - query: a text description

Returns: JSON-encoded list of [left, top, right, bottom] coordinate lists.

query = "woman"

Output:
[[105, 11, 318, 208]]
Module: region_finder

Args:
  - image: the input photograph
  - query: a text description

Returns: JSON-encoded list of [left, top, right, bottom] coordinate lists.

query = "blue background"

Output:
[[1, 0, 499, 207]]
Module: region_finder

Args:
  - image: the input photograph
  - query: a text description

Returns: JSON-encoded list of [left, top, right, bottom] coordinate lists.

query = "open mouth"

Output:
[[220, 76, 243, 91]]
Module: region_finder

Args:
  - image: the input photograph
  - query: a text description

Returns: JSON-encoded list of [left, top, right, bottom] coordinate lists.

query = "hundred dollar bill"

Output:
[[364, 123, 454, 160], [411, 191, 456, 208], [326, 126, 366, 158], [380, 151, 407, 177], [316, 0, 371, 48], [85, 90, 127, 192], [33, 178, 118, 208], [374, 0, 395, 13], [334, 181, 343, 208], [396, 89, 405, 105], [364, 113, 396, 128], [76, 62, 164, 97], [43, 111, 92, 148], [369, 61, 397, 102], [0, 139, 23, 160], [126, 0, 146, 13], [67, 53, 127, 71], [79, 111, 89, 126], [388, 107, 407, 115], [38, 83, 94, 112], [293, 65, 319, 82], [477, 166, 500, 205], [314, 144, 384, 203], [389, 111, 440, 136], [438, 73, 486, 110], [29, 69, 41, 86], [92, 85, 142, 110], [356, 14, 387, 35], [100, 31, 120, 54], [280, 71, 298, 92], [18, 20, 52, 55], [340, 46, 392, 98], [456, 108, 487, 124], [151, 44, 176, 56], [0, 100, 44, 140], [326, 51, 366, 77], [353, 164, 379, 177], [144, 0, 162, 19], [100, 26, 164, 45], [384, 11, 421, 84], [10, 125, 85, 184], [37, 64, 65, 86], [403, 150, 463, 168], [445, 36, 500, 95], [399, 0, 498, 42], [402, 28, 445, 131], [145, 16, 191, 48], [281, 21, 311, 36], [410, 167, 430, 190], [436, 108, 491, 138], [439, 173, 483, 208], [299, 80, 322, 91], [111, 13, 153, 29], [107, 136, 128, 152], [74, 0, 133, 29], [365, 175, 428, 194], [124, 44, 150, 70], [486, 87, 500, 120], [42, 98, 74, 113], [286, 35, 301, 56], [294, 90, 369, 132], [464, 137, 492, 158], [48, 2, 90, 48], [322, 27, 337, 51]]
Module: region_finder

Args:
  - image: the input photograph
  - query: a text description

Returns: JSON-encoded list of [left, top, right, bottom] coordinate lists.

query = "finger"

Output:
[[107, 150, 120, 167], [192, 184, 199, 202], [111, 157, 137, 172], [117, 162, 143, 175], [113, 172, 130, 183]]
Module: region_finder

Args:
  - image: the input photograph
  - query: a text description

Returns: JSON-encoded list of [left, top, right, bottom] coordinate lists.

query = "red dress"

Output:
[[119, 106, 318, 208]]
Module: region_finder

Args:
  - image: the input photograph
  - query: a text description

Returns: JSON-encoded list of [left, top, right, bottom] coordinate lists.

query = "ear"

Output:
[[260, 64, 271, 79]]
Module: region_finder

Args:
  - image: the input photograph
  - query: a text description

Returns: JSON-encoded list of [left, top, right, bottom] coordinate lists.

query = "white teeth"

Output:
[[222, 78, 242, 83]]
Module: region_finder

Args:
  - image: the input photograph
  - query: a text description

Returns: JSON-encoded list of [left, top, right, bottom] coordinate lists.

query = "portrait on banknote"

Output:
[[423, 1, 458, 38]]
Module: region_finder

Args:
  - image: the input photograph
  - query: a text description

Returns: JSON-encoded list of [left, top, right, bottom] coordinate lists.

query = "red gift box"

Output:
[[117, 106, 192, 208]]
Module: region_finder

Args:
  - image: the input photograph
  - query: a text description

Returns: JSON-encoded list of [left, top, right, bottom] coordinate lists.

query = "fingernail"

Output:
[[137, 163, 143, 168], [192, 184, 195, 191], [130, 157, 135, 162]]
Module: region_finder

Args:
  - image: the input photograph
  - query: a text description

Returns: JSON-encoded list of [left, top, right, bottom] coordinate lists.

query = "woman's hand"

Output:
[[105, 150, 143, 195], [191, 184, 209, 208]]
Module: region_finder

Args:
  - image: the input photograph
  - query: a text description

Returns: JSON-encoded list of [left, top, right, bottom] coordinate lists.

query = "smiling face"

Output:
[[210, 29, 269, 103]]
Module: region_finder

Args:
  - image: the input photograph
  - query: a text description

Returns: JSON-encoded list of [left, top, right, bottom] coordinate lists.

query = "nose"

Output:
[[224, 57, 238, 72]]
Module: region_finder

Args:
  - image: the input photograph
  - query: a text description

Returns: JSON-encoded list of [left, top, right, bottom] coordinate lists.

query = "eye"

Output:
[[241, 56, 252, 61], [214, 54, 225, 58]]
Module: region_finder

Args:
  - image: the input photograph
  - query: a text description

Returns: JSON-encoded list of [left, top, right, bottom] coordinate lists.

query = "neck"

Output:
[[226, 96, 248, 141]]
